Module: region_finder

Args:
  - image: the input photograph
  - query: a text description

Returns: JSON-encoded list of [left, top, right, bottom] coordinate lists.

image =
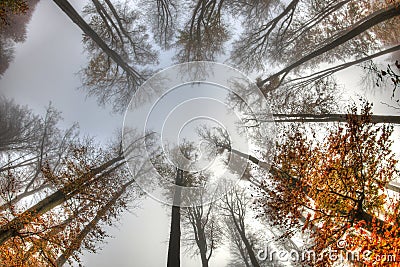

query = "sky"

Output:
[[1, 1, 399, 266], [0, 1, 229, 266]]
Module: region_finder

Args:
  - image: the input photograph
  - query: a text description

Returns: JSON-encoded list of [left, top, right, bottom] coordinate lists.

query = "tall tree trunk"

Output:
[[232, 230, 251, 267], [228, 206, 260, 267], [199, 243, 209, 267], [284, 44, 400, 87], [52, 0, 143, 82], [237, 228, 259, 267], [0, 183, 49, 212], [0, 155, 124, 245], [56, 177, 136, 267], [195, 218, 209, 267], [167, 168, 183, 267], [269, 113, 400, 124], [257, 4, 400, 92]]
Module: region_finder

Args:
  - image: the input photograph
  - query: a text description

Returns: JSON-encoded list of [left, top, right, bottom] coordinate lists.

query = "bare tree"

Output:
[[0, 99, 79, 213], [220, 186, 261, 267], [0, 0, 40, 75], [145, 0, 178, 49], [181, 192, 222, 267], [0, 97, 41, 152]]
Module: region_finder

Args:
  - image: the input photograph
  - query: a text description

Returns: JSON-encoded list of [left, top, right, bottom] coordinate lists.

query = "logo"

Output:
[[122, 62, 275, 207]]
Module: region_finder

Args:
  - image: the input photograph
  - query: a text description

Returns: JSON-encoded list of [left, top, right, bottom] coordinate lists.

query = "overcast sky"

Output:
[[0, 1, 222, 266], [1, 1, 399, 266]]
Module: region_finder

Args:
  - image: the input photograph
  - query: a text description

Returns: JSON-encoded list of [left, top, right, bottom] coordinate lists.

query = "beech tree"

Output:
[[0, 0, 39, 75], [0, 99, 79, 214], [227, 0, 400, 93], [0, 100, 148, 265], [0, 135, 147, 265], [257, 102, 399, 266], [162, 142, 208, 267], [52, 0, 157, 113], [255, 3, 400, 93], [79, 0, 158, 112], [174, 0, 229, 62]]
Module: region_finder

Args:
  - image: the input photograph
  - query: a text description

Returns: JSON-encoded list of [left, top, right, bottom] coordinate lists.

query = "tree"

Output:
[[226, 0, 400, 93], [0, 0, 39, 76], [0, 119, 148, 266], [0, 99, 79, 214], [52, 0, 157, 113], [162, 141, 207, 267], [255, 3, 400, 93], [181, 193, 222, 267], [220, 185, 261, 267], [55, 162, 146, 266], [145, 139, 210, 267], [167, 167, 184, 267], [174, 0, 230, 62], [259, 113, 400, 124], [280, 44, 400, 93], [0, 144, 124, 245], [79, 0, 158, 112], [258, 102, 399, 266]]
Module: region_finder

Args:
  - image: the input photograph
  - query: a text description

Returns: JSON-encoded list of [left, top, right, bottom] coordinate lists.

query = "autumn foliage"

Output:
[[0, 0, 28, 26], [259, 102, 400, 266]]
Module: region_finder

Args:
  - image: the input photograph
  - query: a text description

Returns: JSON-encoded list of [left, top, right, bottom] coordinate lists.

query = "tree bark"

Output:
[[0, 155, 124, 245], [56, 176, 136, 267], [0, 183, 50, 212], [52, 0, 143, 82], [258, 4, 400, 92], [284, 44, 400, 88], [270, 113, 400, 124], [167, 168, 183, 267]]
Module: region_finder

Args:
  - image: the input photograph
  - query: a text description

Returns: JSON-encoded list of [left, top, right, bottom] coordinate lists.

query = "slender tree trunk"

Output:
[[0, 155, 124, 245], [56, 177, 136, 267], [198, 235, 209, 267], [257, 4, 400, 92], [228, 208, 260, 267], [221, 145, 391, 232], [237, 229, 259, 267], [52, 0, 143, 82], [0, 183, 50, 212], [234, 231, 251, 267], [269, 113, 400, 124], [284, 44, 400, 87], [167, 168, 183, 267], [196, 224, 208, 267]]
